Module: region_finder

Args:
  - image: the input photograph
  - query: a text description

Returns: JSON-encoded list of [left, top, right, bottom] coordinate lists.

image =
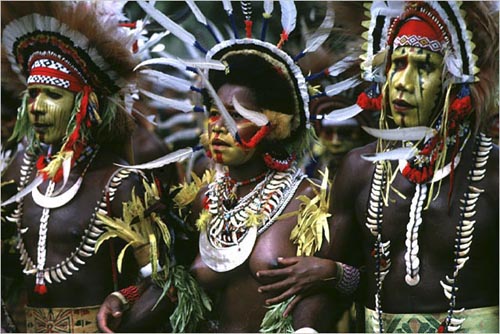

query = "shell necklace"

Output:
[[199, 165, 305, 272], [366, 133, 492, 333]]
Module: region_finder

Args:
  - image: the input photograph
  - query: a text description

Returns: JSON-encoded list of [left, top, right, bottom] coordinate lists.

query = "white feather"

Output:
[[327, 55, 359, 77], [208, 19, 225, 42], [139, 89, 201, 113], [164, 128, 201, 145], [139, 69, 194, 93], [135, 57, 225, 72], [1, 176, 44, 207], [157, 113, 196, 129], [137, 1, 196, 46], [197, 69, 239, 138], [222, 0, 233, 14], [264, 0, 274, 15], [137, 31, 170, 54], [325, 76, 362, 96], [303, 4, 334, 53], [322, 103, 363, 122], [362, 126, 436, 141], [279, 0, 297, 35], [361, 147, 417, 162], [232, 96, 269, 127], [115, 147, 194, 170], [186, 0, 207, 25]]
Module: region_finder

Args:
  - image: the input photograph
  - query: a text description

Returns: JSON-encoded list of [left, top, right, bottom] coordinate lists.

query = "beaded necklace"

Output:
[[7, 146, 135, 294], [366, 133, 492, 333], [199, 165, 306, 272], [221, 171, 268, 208]]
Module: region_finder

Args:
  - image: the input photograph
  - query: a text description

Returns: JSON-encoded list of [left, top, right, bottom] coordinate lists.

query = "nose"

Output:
[[211, 117, 227, 134], [30, 93, 48, 115], [394, 66, 415, 93], [331, 131, 341, 146]]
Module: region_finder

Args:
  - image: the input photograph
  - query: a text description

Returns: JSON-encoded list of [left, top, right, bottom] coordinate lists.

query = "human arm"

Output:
[[256, 145, 374, 316]]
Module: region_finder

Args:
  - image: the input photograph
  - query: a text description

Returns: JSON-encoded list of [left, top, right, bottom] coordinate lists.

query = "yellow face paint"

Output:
[[28, 84, 76, 145], [207, 84, 260, 166], [388, 47, 444, 127]]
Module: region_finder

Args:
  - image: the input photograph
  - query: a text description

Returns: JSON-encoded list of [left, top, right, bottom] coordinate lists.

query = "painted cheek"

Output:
[[236, 121, 259, 142]]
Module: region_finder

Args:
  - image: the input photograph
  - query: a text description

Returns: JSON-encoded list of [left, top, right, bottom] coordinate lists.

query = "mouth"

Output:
[[33, 123, 51, 132], [211, 138, 230, 150], [392, 99, 415, 113]]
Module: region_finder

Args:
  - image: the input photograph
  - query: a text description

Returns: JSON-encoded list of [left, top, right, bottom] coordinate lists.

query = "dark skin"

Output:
[[1, 85, 143, 323], [2, 148, 140, 307], [258, 138, 499, 314], [97, 83, 340, 332]]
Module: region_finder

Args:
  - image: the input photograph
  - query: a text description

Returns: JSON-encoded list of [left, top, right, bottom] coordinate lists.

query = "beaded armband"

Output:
[[112, 285, 141, 309], [334, 262, 360, 295]]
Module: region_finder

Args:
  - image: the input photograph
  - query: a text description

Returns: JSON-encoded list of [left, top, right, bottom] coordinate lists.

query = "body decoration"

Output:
[[199, 164, 306, 272], [357, 1, 499, 333], [6, 147, 138, 294]]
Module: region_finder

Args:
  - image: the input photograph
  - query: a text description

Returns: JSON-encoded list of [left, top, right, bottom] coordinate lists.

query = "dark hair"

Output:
[[209, 52, 296, 115]]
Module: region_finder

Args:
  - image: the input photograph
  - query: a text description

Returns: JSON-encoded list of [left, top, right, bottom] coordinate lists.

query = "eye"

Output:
[[47, 91, 63, 99], [418, 61, 434, 73], [28, 88, 40, 99], [393, 58, 406, 70]]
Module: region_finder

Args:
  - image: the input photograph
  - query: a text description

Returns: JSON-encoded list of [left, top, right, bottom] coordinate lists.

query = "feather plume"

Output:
[[186, 0, 207, 25], [362, 126, 436, 142], [264, 0, 274, 16], [164, 128, 201, 145], [303, 4, 334, 54], [361, 147, 417, 162], [134, 57, 225, 72], [138, 69, 194, 93], [322, 103, 363, 122], [279, 0, 297, 36], [137, 31, 170, 55], [157, 113, 196, 129], [196, 69, 239, 138], [139, 89, 202, 113], [222, 0, 233, 14], [326, 55, 359, 77], [325, 76, 362, 96], [232, 96, 269, 127], [137, 1, 198, 48], [115, 147, 195, 170], [1, 175, 44, 207]]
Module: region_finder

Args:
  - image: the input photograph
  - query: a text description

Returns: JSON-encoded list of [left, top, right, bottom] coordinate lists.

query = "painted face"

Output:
[[320, 125, 364, 155], [27, 84, 76, 145], [207, 84, 259, 166], [388, 46, 444, 127]]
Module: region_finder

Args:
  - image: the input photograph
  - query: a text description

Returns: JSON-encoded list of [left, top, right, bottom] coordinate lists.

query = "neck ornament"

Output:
[[199, 165, 305, 272], [366, 133, 492, 332]]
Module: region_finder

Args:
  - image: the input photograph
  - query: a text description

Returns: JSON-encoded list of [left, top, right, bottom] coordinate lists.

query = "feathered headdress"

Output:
[[1, 1, 139, 182], [119, 1, 371, 172], [356, 1, 498, 188]]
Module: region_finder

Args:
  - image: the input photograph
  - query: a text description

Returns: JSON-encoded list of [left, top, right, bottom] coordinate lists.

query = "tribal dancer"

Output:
[[257, 1, 499, 332], [1, 2, 156, 332], [96, 1, 360, 332]]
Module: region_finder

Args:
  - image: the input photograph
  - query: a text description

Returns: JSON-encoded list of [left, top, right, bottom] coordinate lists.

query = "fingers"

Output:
[[258, 277, 292, 293], [97, 307, 116, 333], [256, 267, 289, 279], [263, 287, 297, 306], [276, 256, 301, 266], [283, 294, 303, 318]]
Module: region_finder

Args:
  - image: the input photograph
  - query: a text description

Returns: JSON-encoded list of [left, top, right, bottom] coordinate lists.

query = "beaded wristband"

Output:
[[334, 262, 360, 295], [119, 285, 141, 304]]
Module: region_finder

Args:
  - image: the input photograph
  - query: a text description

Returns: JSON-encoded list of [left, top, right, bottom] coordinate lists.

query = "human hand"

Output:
[[256, 257, 336, 317], [96, 293, 127, 333]]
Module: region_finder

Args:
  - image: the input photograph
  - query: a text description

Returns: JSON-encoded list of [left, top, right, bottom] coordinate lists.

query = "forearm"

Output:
[[116, 280, 176, 332]]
